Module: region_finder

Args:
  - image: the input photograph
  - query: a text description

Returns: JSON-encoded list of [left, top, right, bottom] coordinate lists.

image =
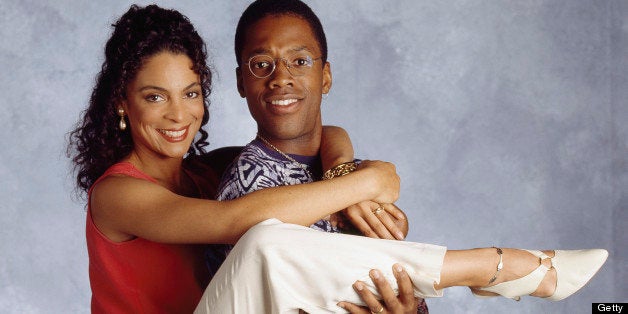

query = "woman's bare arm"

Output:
[[90, 160, 399, 245]]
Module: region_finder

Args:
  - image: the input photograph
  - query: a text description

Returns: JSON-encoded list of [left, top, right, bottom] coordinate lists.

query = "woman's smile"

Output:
[[157, 125, 189, 142]]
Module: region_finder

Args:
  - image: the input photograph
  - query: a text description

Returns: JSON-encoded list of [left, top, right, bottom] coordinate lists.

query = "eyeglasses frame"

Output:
[[245, 53, 323, 79]]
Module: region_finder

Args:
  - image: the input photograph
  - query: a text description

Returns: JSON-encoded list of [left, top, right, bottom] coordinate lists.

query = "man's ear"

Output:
[[322, 61, 332, 94], [236, 67, 246, 98]]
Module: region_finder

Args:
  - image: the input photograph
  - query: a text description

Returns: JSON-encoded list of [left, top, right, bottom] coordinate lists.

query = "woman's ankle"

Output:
[[488, 249, 531, 285], [493, 249, 556, 297]]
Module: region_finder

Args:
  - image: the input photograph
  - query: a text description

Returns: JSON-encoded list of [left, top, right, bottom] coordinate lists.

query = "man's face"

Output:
[[237, 14, 331, 145]]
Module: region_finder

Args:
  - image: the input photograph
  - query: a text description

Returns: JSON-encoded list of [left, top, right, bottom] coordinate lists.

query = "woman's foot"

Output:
[[471, 248, 607, 301], [500, 249, 556, 297], [529, 252, 556, 297], [470, 249, 555, 299]]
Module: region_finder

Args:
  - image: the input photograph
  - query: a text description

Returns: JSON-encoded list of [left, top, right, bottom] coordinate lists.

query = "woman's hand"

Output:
[[342, 202, 407, 240], [356, 160, 400, 205], [338, 264, 419, 314]]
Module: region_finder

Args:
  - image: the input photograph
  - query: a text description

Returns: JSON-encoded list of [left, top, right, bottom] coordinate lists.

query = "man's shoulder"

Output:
[[217, 141, 287, 199], [228, 142, 283, 169]]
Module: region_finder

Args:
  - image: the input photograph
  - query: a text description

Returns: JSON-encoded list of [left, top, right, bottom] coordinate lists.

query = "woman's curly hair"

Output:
[[67, 4, 212, 196]]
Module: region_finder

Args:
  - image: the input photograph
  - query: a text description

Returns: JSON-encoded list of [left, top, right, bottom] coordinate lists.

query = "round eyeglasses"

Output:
[[246, 53, 322, 79]]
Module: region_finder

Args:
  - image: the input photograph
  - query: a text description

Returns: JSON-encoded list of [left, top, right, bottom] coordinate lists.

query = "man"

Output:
[[207, 1, 428, 313], [226, 0, 408, 238]]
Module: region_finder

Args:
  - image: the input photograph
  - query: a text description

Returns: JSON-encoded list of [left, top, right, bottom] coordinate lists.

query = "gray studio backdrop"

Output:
[[0, 0, 625, 313]]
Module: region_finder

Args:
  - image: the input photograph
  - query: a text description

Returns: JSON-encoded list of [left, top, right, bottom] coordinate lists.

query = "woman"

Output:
[[69, 5, 399, 312], [68, 4, 607, 314]]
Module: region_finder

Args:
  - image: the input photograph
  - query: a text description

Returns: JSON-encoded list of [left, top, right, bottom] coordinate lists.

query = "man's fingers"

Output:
[[393, 263, 415, 306], [353, 281, 387, 314], [336, 301, 370, 314], [370, 269, 401, 310]]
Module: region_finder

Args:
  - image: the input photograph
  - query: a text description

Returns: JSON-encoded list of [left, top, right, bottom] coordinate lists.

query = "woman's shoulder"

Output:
[[102, 162, 156, 182], [90, 163, 160, 200], [88, 163, 167, 243], [88, 162, 156, 195]]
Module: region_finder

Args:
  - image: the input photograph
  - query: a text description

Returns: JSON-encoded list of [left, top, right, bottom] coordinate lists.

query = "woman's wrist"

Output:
[[322, 161, 358, 180], [345, 164, 381, 201]]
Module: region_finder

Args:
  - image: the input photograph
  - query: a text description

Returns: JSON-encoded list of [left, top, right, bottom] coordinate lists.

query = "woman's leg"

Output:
[[195, 219, 606, 313], [436, 248, 557, 296], [195, 219, 447, 313]]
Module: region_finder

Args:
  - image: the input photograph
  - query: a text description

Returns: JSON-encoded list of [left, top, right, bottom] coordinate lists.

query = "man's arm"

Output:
[[320, 126, 409, 240], [320, 126, 354, 171]]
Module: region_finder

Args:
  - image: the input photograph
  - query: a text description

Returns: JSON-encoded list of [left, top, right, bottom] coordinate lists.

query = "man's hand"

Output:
[[337, 264, 419, 314]]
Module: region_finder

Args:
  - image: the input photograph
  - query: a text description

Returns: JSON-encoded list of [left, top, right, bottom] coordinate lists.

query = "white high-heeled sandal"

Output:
[[472, 248, 608, 301]]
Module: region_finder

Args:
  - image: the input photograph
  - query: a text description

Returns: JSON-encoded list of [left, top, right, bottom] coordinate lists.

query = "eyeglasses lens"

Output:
[[248, 54, 315, 78]]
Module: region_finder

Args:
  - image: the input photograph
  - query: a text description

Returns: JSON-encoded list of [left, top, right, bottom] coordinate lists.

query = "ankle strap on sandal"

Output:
[[488, 247, 504, 285], [525, 249, 553, 270]]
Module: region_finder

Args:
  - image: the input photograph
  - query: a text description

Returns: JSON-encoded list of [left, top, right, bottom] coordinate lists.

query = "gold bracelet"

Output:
[[322, 161, 357, 180]]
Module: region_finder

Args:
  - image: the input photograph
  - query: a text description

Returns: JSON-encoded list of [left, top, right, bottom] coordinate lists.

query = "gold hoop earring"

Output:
[[117, 108, 127, 131]]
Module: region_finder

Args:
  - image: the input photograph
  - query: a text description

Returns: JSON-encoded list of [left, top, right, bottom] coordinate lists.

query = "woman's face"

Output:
[[121, 51, 204, 160]]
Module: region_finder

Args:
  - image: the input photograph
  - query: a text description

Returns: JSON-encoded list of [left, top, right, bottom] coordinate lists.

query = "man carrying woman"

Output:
[[206, 0, 425, 312], [68, 3, 607, 313]]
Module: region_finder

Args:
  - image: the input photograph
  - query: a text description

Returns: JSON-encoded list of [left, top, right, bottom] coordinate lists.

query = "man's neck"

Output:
[[258, 131, 322, 157]]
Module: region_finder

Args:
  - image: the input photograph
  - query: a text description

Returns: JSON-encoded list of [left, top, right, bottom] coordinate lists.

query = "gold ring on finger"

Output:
[[371, 307, 384, 314], [372, 204, 384, 215]]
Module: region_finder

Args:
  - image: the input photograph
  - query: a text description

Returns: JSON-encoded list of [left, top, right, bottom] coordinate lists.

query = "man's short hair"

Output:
[[234, 0, 328, 67]]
